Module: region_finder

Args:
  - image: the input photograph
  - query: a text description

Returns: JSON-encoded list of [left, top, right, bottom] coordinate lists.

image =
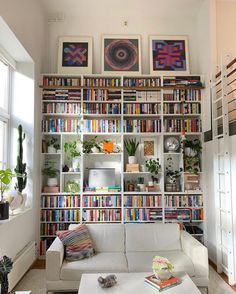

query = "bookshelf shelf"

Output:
[[39, 74, 205, 257]]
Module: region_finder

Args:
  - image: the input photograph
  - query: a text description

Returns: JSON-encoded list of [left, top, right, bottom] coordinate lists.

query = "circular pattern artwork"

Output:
[[104, 39, 139, 71], [164, 137, 180, 152]]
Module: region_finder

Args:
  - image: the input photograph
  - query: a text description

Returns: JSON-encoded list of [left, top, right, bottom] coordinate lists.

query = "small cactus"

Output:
[[14, 125, 27, 193]]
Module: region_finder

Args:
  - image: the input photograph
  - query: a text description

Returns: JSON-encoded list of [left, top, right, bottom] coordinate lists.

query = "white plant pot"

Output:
[[72, 157, 80, 171], [48, 146, 56, 153], [185, 147, 197, 157], [91, 146, 100, 153], [128, 156, 137, 164], [47, 177, 58, 187]]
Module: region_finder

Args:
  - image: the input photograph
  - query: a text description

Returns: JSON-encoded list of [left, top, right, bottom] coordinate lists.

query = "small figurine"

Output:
[[98, 274, 117, 288], [62, 165, 69, 172]]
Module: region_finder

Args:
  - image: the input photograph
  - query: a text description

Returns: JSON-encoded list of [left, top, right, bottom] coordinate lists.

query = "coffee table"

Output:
[[78, 272, 201, 294]]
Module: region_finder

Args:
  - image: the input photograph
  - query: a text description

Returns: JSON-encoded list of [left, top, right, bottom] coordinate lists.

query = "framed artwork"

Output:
[[102, 35, 141, 74], [57, 36, 92, 74], [149, 35, 190, 75], [141, 137, 157, 158]]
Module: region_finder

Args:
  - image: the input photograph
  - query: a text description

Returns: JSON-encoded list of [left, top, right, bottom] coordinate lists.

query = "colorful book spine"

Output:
[[41, 118, 81, 133], [84, 119, 121, 133], [123, 103, 161, 114], [124, 195, 162, 207], [164, 195, 203, 208], [41, 195, 80, 208], [83, 103, 121, 114], [41, 209, 80, 222], [43, 77, 81, 87], [83, 195, 121, 207], [43, 89, 81, 100], [43, 102, 81, 114], [123, 77, 161, 87], [82, 209, 121, 222], [83, 78, 121, 87], [124, 119, 161, 133], [124, 208, 162, 221]]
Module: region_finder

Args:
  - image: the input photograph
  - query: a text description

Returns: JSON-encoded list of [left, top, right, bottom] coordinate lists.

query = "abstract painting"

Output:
[[149, 36, 189, 75], [58, 37, 92, 74], [102, 35, 141, 74]]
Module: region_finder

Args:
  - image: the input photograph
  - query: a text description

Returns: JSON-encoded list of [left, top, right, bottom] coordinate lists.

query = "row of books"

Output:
[[164, 195, 203, 208], [41, 195, 80, 208], [83, 77, 121, 87], [123, 103, 161, 115], [163, 118, 201, 133], [82, 209, 121, 222], [163, 89, 201, 102], [164, 208, 204, 220], [124, 90, 161, 102], [124, 195, 162, 207], [40, 223, 70, 236], [83, 103, 121, 114], [124, 208, 162, 221], [163, 103, 201, 115], [163, 76, 202, 87], [43, 102, 81, 114], [43, 77, 81, 87], [43, 89, 81, 101], [41, 209, 80, 222], [42, 118, 80, 133], [83, 89, 121, 101], [123, 77, 161, 87], [84, 186, 121, 193], [83, 119, 121, 133], [124, 119, 162, 133], [40, 239, 54, 256], [83, 195, 121, 207]]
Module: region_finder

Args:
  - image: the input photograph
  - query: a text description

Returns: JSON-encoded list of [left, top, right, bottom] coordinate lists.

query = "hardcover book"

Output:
[[144, 274, 181, 291]]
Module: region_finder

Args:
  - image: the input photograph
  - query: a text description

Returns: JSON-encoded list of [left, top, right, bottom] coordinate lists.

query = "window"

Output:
[[0, 58, 10, 169]]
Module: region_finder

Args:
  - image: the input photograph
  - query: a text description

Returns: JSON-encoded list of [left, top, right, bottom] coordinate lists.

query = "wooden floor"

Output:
[[32, 259, 236, 292]]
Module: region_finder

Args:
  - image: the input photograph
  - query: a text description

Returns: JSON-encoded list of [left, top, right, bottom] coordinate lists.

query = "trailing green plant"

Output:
[[182, 138, 202, 155], [0, 255, 13, 294], [124, 138, 139, 156], [14, 124, 27, 193], [0, 169, 14, 202], [64, 140, 81, 160], [82, 136, 102, 154], [46, 136, 57, 147], [42, 161, 58, 178], [145, 158, 161, 182], [185, 156, 200, 174]]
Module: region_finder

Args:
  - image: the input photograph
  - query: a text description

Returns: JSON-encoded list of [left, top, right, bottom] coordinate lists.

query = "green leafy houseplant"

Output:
[[124, 138, 139, 156], [0, 169, 14, 203], [42, 165, 58, 178], [183, 138, 202, 174], [183, 138, 202, 155], [0, 255, 13, 294], [14, 124, 27, 193], [145, 158, 161, 183], [82, 136, 102, 154], [165, 157, 183, 184], [64, 140, 81, 161]]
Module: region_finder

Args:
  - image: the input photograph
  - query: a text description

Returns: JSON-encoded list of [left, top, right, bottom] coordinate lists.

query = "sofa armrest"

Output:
[[180, 231, 209, 279], [46, 237, 64, 281]]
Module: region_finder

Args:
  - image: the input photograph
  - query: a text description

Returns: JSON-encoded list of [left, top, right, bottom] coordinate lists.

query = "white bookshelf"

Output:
[[39, 74, 204, 257]]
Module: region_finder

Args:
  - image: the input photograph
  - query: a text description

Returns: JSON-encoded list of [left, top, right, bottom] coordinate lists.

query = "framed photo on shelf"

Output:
[[141, 137, 157, 158], [149, 35, 190, 75], [102, 35, 141, 74], [57, 36, 93, 74]]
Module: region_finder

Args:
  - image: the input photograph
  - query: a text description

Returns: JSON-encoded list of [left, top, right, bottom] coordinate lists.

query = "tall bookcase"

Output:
[[39, 74, 204, 257]]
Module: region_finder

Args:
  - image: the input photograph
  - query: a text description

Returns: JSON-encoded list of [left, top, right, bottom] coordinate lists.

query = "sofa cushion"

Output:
[[60, 252, 128, 280], [57, 224, 95, 261], [126, 251, 195, 277], [125, 223, 181, 252], [69, 224, 125, 252]]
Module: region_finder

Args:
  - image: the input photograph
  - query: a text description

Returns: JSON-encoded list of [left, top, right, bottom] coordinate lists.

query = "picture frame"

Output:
[[141, 137, 157, 158], [102, 35, 141, 74], [149, 35, 190, 75], [57, 36, 93, 74]]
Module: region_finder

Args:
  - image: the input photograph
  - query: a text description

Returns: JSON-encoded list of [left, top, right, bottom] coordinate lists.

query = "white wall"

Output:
[[43, 0, 205, 74], [0, 0, 46, 259], [216, 0, 236, 66]]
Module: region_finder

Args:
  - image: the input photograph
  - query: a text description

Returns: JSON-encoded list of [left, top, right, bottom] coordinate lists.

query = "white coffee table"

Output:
[[78, 272, 201, 294]]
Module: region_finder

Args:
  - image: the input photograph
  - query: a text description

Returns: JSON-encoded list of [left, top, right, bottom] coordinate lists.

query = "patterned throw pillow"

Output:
[[57, 224, 95, 261]]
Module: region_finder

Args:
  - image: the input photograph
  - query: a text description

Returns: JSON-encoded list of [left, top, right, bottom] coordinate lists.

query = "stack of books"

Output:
[[144, 274, 181, 292]]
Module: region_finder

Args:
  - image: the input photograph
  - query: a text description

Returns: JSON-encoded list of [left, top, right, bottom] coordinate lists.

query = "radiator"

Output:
[[8, 241, 36, 290]]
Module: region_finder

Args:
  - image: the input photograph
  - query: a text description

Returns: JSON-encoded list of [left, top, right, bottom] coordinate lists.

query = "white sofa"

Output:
[[46, 223, 209, 292]]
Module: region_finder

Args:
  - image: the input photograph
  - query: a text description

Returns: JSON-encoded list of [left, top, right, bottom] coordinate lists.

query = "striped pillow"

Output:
[[57, 224, 95, 261]]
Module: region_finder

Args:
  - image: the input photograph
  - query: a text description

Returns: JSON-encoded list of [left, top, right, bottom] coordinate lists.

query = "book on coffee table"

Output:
[[144, 274, 181, 292]]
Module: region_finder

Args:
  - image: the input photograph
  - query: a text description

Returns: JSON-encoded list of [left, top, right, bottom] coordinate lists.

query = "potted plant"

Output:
[[124, 138, 139, 164], [82, 136, 102, 154], [0, 255, 13, 294], [0, 169, 13, 220], [152, 256, 174, 281], [64, 140, 81, 171], [46, 136, 60, 153], [183, 138, 202, 157], [145, 158, 162, 184], [42, 161, 59, 187], [14, 125, 27, 209], [165, 156, 183, 191]]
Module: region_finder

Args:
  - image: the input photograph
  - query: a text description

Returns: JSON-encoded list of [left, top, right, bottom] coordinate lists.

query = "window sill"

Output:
[[0, 207, 32, 226]]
